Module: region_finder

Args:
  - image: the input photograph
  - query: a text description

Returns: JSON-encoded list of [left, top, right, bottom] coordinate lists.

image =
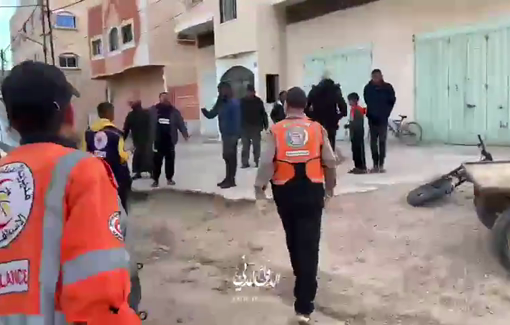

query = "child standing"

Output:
[[346, 93, 367, 174]]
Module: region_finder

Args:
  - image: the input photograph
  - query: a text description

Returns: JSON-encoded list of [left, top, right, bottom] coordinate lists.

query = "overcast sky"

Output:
[[0, 1, 17, 68]]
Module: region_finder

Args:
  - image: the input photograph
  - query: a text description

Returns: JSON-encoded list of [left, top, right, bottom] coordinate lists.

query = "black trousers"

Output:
[[132, 144, 151, 175], [276, 202, 322, 316], [152, 144, 176, 181], [351, 135, 366, 170], [118, 184, 131, 214], [222, 136, 238, 181], [325, 127, 337, 150], [368, 121, 388, 167], [241, 128, 261, 165]]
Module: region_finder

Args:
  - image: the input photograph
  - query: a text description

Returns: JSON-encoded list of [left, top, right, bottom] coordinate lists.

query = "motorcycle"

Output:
[[406, 135, 493, 207]]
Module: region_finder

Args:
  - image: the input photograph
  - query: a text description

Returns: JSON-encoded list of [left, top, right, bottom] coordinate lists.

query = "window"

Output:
[[58, 53, 78, 68], [220, 0, 236, 23], [121, 24, 133, 44], [91, 38, 102, 56], [109, 28, 119, 51], [55, 13, 76, 29]]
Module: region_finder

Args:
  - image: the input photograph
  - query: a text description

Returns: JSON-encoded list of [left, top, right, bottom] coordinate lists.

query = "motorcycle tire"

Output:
[[490, 209, 510, 272], [406, 177, 453, 207]]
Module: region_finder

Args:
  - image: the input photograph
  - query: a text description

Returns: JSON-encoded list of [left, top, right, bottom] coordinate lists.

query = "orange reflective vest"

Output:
[[0, 143, 140, 324], [271, 118, 325, 185]]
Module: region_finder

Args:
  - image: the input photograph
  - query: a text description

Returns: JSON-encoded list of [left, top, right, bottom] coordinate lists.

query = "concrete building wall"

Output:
[[285, 0, 510, 120], [213, 0, 258, 58], [87, 0, 200, 131]]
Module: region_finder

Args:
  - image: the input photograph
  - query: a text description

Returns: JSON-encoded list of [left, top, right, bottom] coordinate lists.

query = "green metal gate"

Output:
[[303, 46, 372, 140], [415, 22, 510, 145]]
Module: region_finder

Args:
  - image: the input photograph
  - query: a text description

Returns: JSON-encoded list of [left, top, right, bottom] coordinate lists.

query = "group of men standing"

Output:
[[122, 92, 189, 187]]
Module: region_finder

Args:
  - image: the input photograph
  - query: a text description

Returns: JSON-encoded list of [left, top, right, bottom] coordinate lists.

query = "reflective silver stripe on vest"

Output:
[[0, 151, 88, 325], [0, 311, 67, 325], [62, 248, 129, 285]]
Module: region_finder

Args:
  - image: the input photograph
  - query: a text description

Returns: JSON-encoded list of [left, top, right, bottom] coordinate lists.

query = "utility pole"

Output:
[[40, 0, 48, 63], [45, 0, 55, 65]]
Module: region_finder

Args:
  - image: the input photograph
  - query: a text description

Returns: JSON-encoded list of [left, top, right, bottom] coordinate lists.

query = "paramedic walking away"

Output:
[[363, 69, 396, 173], [255, 87, 337, 325], [241, 84, 268, 168], [151, 92, 189, 188], [82, 102, 132, 212], [0, 60, 140, 324], [201, 82, 241, 189]]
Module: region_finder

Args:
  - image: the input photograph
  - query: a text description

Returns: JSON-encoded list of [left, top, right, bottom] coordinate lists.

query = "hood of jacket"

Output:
[[317, 78, 339, 91], [90, 118, 118, 132]]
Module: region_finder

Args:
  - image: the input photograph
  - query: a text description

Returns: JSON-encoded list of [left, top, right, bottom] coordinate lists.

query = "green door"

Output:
[[415, 37, 450, 142], [416, 24, 510, 145], [486, 28, 510, 144], [329, 47, 372, 140], [461, 33, 488, 144], [303, 56, 326, 95]]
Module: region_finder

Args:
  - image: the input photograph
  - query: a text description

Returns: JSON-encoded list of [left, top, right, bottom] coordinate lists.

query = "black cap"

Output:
[[1, 60, 79, 116], [286, 87, 307, 109]]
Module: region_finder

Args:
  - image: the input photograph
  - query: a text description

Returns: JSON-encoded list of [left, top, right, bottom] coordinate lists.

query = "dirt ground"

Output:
[[128, 184, 510, 325]]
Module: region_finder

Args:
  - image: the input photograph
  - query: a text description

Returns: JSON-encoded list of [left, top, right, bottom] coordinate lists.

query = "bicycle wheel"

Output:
[[399, 122, 423, 146]]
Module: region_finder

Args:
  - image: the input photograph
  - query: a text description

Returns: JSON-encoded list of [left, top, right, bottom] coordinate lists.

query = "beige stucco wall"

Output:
[[255, 3, 287, 101], [106, 66, 165, 125], [147, 0, 197, 87], [213, 0, 258, 58], [286, 0, 510, 120]]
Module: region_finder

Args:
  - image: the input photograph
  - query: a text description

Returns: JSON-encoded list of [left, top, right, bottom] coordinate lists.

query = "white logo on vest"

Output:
[[0, 163, 34, 248], [94, 131, 108, 150], [285, 126, 309, 148], [108, 212, 124, 241]]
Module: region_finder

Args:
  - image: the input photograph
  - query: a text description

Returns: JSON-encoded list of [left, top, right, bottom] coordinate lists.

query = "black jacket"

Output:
[[305, 79, 347, 130], [270, 102, 285, 123], [240, 95, 268, 131], [363, 81, 396, 125], [150, 103, 189, 148], [123, 104, 150, 147]]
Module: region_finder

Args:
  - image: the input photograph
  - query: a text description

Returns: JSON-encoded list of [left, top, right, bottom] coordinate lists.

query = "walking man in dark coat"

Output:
[[240, 84, 268, 168], [123, 98, 151, 179], [363, 69, 396, 173], [305, 76, 347, 149]]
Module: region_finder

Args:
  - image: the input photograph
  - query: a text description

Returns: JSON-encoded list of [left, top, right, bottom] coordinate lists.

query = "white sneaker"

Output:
[[293, 314, 311, 324]]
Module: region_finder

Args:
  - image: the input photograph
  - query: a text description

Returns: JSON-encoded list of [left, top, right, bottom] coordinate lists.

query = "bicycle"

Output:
[[387, 114, 423, 146]]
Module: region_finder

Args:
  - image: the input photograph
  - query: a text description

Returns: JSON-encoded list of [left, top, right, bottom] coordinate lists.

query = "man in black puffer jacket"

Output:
[[305, 77, 347, 149], [363, 69, 396, 173]]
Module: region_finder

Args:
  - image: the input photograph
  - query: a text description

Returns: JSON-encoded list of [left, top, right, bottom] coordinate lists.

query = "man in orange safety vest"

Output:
[[0, 60, 141, 324], [254, 87, 337, 324]]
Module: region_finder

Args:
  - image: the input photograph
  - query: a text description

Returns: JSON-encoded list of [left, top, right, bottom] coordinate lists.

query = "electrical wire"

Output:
[[4, 5, 39, 51], [52, 0, 85, 12]]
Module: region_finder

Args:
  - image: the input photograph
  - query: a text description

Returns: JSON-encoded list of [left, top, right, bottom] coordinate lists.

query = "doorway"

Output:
[[220, 66, 255, 99]]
